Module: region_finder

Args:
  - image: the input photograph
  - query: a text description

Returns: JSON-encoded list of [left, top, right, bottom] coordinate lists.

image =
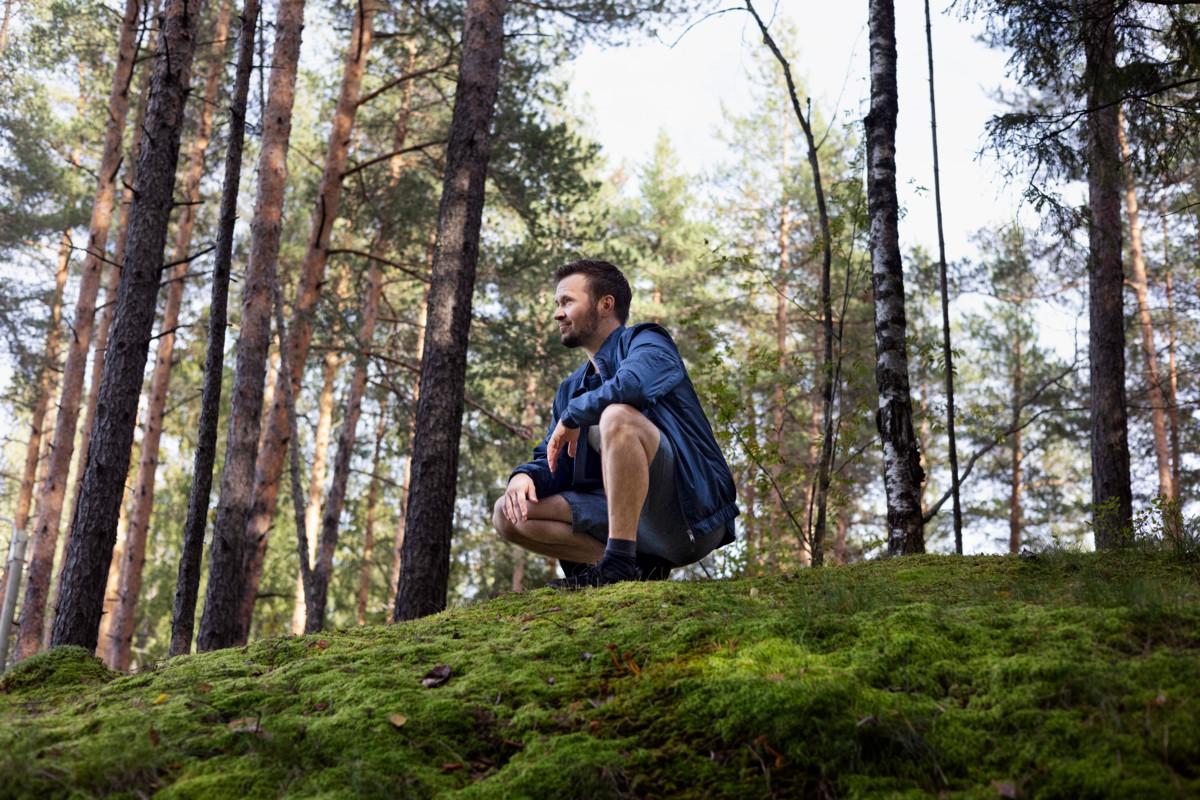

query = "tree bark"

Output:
[[105, 0, 233, 671], [236, 0, 377, 640], [50, 0, 207, 651], [866, 0, 925, 556], [196, 0, 305, 653], [1116, 108, 1172, 501], [16, 0, 143, 659], [1161, 212, 1180, 500], [290, 351, 339, 634], [395, 0, 507, 622], [1083, 0, 1133, 546], [388, 289, 428, 611], [1008, 330, 1023, 554], [0, 0, 14, 54], [357, 397, 388, 624]]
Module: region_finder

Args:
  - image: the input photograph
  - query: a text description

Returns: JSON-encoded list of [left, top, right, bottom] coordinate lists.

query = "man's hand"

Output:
[[545, 420, 580, 475], [502, 473, 539, 525]]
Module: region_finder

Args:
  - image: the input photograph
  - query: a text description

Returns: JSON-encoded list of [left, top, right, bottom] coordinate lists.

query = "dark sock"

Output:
[[604, 537, 637, 559], [601, 538, 639, 578]]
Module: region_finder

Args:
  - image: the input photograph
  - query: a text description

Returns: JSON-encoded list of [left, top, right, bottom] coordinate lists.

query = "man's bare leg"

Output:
[[598, 404, 659, 541], [493, 494, 605, 563]]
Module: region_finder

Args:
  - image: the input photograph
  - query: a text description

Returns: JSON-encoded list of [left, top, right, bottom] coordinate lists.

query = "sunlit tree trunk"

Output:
[[239, 0, 377, 640], [1008, 331, 1023, 554], [0, 0, 14, 54], [395, 0, 507, 621], [1117, 108, 1171, 501], [197, 0, 306, 653], [17, 0, 143, 659], [1083, 0, 1132, 545], [866, 0, 924, 555], [51, 0, 207, 651]]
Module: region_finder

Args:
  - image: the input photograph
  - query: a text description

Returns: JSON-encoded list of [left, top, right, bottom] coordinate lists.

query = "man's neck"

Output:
[[583, 319, 622, 368]]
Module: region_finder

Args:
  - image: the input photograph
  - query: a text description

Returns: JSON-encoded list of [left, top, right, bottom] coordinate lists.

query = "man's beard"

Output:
[[560, 306, 599, 348]]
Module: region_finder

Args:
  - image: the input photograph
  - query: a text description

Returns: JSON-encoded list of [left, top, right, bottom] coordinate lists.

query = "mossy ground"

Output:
[[2, 551, 1198, 798]]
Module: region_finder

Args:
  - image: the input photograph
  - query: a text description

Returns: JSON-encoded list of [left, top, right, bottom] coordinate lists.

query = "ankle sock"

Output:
[[604, 537, 637, 560], [600, 538, 639, 579]]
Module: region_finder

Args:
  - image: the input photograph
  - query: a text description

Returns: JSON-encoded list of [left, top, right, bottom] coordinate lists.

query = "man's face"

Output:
[[554, 274, 601, 349]]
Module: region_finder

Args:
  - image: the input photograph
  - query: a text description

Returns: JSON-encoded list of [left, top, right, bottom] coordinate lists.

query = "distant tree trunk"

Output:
[[105, 0, 233, 672], [1083, 0, 1132, 546], [170, 0, 259, 657], [238, 0, 377, 640], [357, 397, 388, 625], [832, 507, 849, 565], [512, 365, 543, 592], [0, 0, 14, 54], [17, 0, 142, 659], [290, 351, 339, 634], [924, 0, 962, 554], [771, 134, 789, 551], [866, 0, 925, 555], [1161, 213, 1180, 500], [50, 0, 207, 651], [197, 0, 304, 653], [1008, 330, 1023, 554], [395, 0, 507, 622], [1116, 108, 1172, 501]]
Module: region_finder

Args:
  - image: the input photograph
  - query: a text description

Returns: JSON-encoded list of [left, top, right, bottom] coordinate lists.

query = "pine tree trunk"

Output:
[[0, 0, 14, 54], [833, 507, 849, 565], [1008, 331, 1023, 554], [105, 0, 233, 671], [16, 0, 143, 659], [866, 0, 925, 556], [169, 0, 259, 657], [388, 293, 427, 611], [771, 133, 789, 550], [50, 0, 207, 651], [1117, 108, 1172, 501], [1161, 213, 1181, 500], [1083, 0, 1133, 546], [290, 351, 339, 634], [196, 0, 304, 653], [395, 0, 507, 622], [239, 0, 377, 639], [357, 397, 387, 625]]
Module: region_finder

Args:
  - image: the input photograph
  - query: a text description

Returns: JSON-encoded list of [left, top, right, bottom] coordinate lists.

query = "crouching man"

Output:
[[493, 259, 739, 588]]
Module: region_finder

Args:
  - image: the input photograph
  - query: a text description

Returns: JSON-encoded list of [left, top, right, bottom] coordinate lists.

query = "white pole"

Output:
[[1, 518, 26, 672]]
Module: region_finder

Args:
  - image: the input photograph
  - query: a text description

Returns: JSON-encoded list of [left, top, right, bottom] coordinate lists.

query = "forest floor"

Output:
[[2, 550, 1199, 798]]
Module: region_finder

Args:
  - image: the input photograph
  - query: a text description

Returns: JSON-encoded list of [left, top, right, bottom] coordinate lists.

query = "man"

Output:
[[493, 259, 738, 588]]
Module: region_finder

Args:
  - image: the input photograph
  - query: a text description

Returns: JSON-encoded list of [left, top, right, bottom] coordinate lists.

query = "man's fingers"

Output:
[[526, 483, 539, 504], [516, 491, 528, 521], [503, 493, 517, 525], [567, 437, 577, 458]]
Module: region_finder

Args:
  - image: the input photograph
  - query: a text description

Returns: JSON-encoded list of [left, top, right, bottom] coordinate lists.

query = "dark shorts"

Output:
[[557, 426, 726, 567]]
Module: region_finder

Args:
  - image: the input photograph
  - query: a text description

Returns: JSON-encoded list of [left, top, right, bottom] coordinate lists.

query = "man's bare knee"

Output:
[[493, 497, 518, 543], [599, 403, 641, 438]]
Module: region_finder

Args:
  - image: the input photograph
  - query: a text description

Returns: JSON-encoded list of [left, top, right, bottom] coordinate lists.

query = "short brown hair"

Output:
[[553, 259, 632, 324]]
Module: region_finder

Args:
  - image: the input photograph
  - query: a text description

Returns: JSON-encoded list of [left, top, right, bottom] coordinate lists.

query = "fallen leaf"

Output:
[[227, 717, 260, 734], [147, 728, 161, 746], [152, 693, 169, 706], [766, 673, 785, 682], [313, 701, 329, 712], [388, 714, 407, 729], [421, 664, 452, 688], [441, 762, 462, 772], [991, 780, 1018, 798], [196, 682, 212, 694]]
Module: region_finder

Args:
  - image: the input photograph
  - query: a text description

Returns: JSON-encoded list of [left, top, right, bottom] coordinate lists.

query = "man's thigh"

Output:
[[524, 492, 573, 524]]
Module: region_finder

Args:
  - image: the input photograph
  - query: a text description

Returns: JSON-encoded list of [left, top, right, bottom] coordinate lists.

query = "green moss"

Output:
[[0, 645, 114, 694], [1, 553, 1198, 798]]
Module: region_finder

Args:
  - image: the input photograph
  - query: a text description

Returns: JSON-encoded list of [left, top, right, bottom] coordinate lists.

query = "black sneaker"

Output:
[[548, 556, 640, 590], [636, 553, 674, 581]]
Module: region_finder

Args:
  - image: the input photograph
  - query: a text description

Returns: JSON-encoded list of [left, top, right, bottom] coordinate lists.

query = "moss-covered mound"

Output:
[[2, 551, 1198, 798]]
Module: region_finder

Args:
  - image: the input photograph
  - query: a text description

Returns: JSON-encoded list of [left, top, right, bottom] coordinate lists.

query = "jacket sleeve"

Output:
[[560, 330, 684, 428], [509, 388, 572, 497]]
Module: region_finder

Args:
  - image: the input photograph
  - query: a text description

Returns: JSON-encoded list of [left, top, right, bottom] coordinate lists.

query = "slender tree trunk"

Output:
[[1161, 213, 1180, 500], [238, 0, 377, 639], [50, 0, 207, 651], [1116, 108, 1172, 500], [395, 0, 507, 621], [833, 507, 849, 565], [1083, 0, 1132, 547], [771, 134, 789, 547], [17, 0, 143, 659], [511, 365, 543, 592], [388, 291, 428, 611], [197, 0, 304, 653], [290, 351, 339, 634], [1008, 331, 1023, 554], [0, 0, 14, 54], [357, 397, 387, 625], [105, 0, 233, 671], [924, 0, 962, 553], [866, 0, 925, 555]]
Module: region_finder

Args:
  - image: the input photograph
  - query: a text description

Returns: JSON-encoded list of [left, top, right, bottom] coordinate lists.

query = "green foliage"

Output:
[[2, 553, 1198, 797], [0, 645, 114, 696]]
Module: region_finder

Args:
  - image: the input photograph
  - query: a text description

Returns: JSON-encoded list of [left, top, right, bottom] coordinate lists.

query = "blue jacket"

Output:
[[511, 324, 738, 543]]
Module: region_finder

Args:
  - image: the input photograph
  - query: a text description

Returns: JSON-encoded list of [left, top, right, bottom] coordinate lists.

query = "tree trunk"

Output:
[[50, 0, 207, 651], [0, 0, 14, 54], [104, 0, 233, 672], [1008, 330, 1023, 554], [290, 351, 339, 634], [866, 0, 925, 556], [238, 0, 377, 640], [1116, 108, 1172, 501], [16, 0, 143, 659], [388, 291, 428, 611], [924, 0, 962, 554], [357, 397, 388, 625], [169, 0, 259, 658], [196, 0, 304, 653], [1161, 213, 1180, 500], [1083, 1, 1133, 546], [833, 506, 849, 565], [395, 0, 507, 622]]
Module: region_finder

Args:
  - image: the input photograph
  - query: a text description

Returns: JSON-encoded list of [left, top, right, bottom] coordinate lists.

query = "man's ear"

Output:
[[600, 294, 615, 316]]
